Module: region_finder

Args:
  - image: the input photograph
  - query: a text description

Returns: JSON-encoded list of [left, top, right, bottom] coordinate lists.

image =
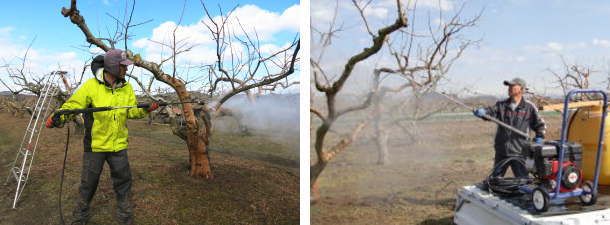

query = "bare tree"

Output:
[[368, 4, 480, 164], [549, 56, 598, 100], [310, 0, 408, 202], [61, 0, 299, 179], [0, 40, 90, 126], [0, 39, 47, 98]]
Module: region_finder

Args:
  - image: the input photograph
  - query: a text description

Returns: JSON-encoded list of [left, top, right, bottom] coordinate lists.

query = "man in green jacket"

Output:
[[46, 49, 158, 225]]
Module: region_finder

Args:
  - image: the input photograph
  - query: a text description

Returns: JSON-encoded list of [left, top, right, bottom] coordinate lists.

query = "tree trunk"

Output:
[[309, 161, 327, 204], [373, 97, 389, 165], [311, 179, 321, 204], [170, 78, 213, 179], [187, 129, 212, 179], [375, 130, 389, 165]]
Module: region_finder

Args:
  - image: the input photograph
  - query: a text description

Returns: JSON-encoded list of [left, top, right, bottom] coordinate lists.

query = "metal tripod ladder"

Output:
[[4, 73, 59, 208]]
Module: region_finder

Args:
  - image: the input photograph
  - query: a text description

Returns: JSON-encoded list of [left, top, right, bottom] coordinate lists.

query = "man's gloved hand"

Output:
[[473, 108, 486, 118], [534, 137, 544, 144], [45, 114, 62, 128], [147, 103, 159, 112]]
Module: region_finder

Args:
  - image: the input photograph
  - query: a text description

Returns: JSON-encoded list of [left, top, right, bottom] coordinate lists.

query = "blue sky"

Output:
[[453, 0, 610, 96], [0, 0, 299, 93], [311, 0, 610, 96], [0, 0, 298, 52]]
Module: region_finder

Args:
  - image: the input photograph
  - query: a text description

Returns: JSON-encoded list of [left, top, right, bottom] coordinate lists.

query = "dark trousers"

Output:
[[492, 155, 528, 178], [73, 150, 133, 224]]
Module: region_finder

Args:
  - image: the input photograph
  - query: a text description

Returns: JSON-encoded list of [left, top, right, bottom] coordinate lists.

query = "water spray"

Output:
[[395, 75, 530, 139]]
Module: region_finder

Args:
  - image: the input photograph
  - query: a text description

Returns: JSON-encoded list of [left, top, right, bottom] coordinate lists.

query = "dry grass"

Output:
[[0, 112, 298, 225]]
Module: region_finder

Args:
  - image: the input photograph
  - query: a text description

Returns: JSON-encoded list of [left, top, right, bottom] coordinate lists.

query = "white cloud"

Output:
[[411, 0, 454, 11], [378, 0, 455, 11], [58, 52, 77, 61], [0, 26, 14, 36], [133, 4, 299, 67], [364, 7, 388, 18], [220, 4, 299, 40], [524, 42, 565, 52], [523, 41, 593, 53], [546, 42, 563, 51], [593, 38, 610, 48], [351, 1, 389, 19], [0, 28, 88, 93], [311, 2, 337, 24], [260, 44, 282, 54]]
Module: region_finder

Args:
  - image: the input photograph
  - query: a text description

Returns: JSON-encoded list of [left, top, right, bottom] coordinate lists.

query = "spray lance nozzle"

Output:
[[135, 101, 206, 109]]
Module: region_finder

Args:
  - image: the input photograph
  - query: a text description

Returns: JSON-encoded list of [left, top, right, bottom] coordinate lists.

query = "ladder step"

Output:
[[11, 167, 19, 180], [20, 149, 32, 156], [11, 167, 26, 182]]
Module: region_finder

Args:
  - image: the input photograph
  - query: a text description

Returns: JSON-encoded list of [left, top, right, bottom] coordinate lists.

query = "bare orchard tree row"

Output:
[[310, 0, 480, 202], [0, 41, 90, 129]]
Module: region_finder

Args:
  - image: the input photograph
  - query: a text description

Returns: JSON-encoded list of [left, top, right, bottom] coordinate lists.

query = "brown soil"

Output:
[[0, 112, 298, 225], [311, 115, 563, 225]]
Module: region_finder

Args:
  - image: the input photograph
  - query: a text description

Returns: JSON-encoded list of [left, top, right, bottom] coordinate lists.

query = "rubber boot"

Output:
[[71, 199, 91, 225]]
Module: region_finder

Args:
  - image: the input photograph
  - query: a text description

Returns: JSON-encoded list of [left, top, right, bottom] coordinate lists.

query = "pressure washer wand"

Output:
[[394, 75, 530, 139], [53, 101, 203, 115], [437, 91, 530, 139]]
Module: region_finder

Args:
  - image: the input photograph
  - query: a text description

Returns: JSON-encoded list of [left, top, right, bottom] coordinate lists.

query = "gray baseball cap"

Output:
[[104, 49, 132, 76], [503, 77, 526, 89]]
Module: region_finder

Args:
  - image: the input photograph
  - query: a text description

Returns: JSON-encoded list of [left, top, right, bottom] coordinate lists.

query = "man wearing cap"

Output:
[[45, 49, 158, 225], [473, 78, 546, 179]]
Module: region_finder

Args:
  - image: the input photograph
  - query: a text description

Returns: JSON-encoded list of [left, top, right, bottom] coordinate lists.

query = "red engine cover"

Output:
[[545, 160, 580, 192]]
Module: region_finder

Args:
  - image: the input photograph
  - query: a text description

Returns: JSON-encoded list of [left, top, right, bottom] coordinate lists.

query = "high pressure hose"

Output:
[[59, 126, 70, 225], [484, 157, 531, 197]]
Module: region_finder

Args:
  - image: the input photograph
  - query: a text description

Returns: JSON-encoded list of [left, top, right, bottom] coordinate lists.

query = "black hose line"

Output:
[[484, 157, 532, 197], [59, 126, 70, 225]]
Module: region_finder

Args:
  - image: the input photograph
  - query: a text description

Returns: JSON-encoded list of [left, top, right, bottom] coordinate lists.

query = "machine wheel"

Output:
[[580, 181, 598, 206], [532, 187, 550, 213], [561, 165, 581, 190]]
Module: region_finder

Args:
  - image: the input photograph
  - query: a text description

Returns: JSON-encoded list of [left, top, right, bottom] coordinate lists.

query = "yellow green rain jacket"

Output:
[[59, 68, 148, 152]]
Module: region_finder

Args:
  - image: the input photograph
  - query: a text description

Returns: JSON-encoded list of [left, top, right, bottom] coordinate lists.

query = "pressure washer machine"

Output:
[[454, 89, 610, 224], [523, 89, 607, 212], [482, 89, 608, 213], [524, 141, 583, 193], [521, 140, 593, 212]]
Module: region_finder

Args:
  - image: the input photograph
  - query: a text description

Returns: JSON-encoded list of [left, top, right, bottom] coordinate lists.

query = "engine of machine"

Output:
[[524, 142, 583, 192]]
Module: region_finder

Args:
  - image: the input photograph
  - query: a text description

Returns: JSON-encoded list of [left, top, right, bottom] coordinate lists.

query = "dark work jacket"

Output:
[[484, 98, 546, 157]]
